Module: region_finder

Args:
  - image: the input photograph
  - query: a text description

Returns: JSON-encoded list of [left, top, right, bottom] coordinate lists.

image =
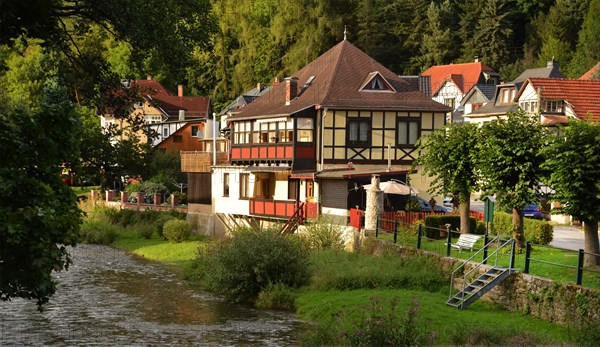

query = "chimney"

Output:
[[146, 75, 152, 80], [547, 59, 559, 69], [272, 76, 280, 87], [178, 84, 184, 97], [256, 82, 262, 92], [284, 77, 298, 105], [474, 56, 479, 63], [179, 110, 185, 121]]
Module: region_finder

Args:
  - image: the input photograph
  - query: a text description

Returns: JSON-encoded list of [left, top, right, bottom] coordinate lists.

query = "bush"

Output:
[[255, 282, 297, 310], [154, 215, 177, 239], [135, 223, 155, 239], [195, 226, 310, 303], [303, 216, 345, 250], [339, 296, 434, 346], [475, 220, 487, 235], [81, 220, 120, 245], [125, 183, 141, 194], [491, 212, 553, 245], [163, 219, 191, 242], [424, 215, 477, 239]]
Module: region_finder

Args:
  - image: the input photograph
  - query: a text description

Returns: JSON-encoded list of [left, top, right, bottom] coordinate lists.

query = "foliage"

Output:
[[140, 181, 168, 195], [162, 219, 191, 243], [80, 220, 120, 245], [154, 215, 178, 239], [302, 216, 345, 250], [491, 212, 553, 245], [415, 123, 480, 233], [0, 79, 82, 307], [476, 110, 548, 246], [135, 223, 155, 239], [448, 324, 547, 346], [194, 226, 310, 303], [125, 183, 142, 194], [339, 296, 434, 346], [255, 282, 297, 311]]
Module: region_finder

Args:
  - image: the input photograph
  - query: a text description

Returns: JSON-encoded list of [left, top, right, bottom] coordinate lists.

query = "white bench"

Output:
[[446, 234, 482, 252]]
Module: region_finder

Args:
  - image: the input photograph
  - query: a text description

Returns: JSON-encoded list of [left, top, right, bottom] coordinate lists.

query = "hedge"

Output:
[[423, 216, 478, 239], [491, 212, 553, 245]]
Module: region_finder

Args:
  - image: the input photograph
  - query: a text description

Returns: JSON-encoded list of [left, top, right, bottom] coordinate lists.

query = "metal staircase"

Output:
[[447, 237, 515, 309]]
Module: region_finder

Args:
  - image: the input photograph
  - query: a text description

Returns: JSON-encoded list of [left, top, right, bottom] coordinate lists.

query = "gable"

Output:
[[359, 71, 396, 93]]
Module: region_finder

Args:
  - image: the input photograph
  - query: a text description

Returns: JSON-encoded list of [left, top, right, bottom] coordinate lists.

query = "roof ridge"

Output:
[[321, 40, 347, 105]]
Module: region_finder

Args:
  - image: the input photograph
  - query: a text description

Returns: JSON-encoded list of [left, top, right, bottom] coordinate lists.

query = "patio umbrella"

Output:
[[362, 180, 419, 195]]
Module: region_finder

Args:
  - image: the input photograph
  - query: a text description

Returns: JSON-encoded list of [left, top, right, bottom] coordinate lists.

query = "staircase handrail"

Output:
[[280, 202, 305, 235], [449, 236, 514, 301]]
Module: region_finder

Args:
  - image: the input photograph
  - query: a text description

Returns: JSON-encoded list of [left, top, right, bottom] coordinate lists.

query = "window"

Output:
[[306, 181, 314, 202], [240, 173, 251, 198], [297, 118, 313, 142], [223, 173, 230, 197], [544, 100, 563, 113], [501, 89, 516, 104], [372, 78, 383, 90], [397, 118, 420, 146], [444, 98, 455, 109], [234, 121, 252, 144], [163, 128, 169, 137], [191, 126, 200, 137], [347, 119, 370, 147], [144, 115, 162, 124], [134, 101, 144, 108]]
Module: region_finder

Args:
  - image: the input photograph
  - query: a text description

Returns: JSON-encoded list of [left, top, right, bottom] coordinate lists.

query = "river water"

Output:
[[0, 245, 307, 346]]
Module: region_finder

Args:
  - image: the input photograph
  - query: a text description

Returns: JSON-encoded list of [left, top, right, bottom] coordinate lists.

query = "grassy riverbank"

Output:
[[106, 229, 578, 345]]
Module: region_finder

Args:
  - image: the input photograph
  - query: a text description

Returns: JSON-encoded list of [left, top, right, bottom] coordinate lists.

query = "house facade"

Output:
[[191, 40, 449, 234], [101, 76, 211, 151]]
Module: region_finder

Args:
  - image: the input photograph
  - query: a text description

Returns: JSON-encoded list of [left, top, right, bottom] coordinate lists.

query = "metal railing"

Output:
[[449, 237, 515, 302]]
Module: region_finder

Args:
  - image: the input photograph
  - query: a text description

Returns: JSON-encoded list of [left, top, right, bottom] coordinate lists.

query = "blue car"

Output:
[[523, 204, 543, 219]]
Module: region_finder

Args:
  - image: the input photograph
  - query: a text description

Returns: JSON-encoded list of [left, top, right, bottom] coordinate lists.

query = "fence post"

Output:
[[509, 239, 516, 270], [524, 242, 531, 274], [375, 216, 379, 238], [482, 233, 488, 264], [446, 224, 452, 256], [577, 249, 584, 285], [417, 224, 422, 249], [393, 220, 398, 244]]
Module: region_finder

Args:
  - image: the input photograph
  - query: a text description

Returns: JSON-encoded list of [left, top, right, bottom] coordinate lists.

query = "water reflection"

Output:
[[1, 244, 305, 346]]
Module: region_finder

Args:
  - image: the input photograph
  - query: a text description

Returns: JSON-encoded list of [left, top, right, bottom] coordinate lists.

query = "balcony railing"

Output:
[[249, 198, 299, 218], [181, 151, 228, 173]]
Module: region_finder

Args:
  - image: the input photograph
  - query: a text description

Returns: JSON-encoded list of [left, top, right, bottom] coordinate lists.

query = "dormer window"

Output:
[[543, 100, 563, 113], [359, 71, 396, 93]]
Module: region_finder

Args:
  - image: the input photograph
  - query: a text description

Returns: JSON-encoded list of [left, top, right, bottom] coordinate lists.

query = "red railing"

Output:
[[249, 198, 297, 218], [379, 210, 484, 232]]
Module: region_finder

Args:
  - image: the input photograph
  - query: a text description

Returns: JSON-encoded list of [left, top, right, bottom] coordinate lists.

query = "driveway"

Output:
[[551, 226, 585, 251]]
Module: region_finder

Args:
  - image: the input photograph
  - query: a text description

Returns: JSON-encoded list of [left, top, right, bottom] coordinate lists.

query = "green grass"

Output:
[[111, 229, 208, 266], [296, 289, 578, 345], [378, 231, 600, 289]]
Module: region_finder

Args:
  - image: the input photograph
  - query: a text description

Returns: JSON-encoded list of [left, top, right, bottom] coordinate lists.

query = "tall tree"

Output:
[[571, 0, 600, 77], [476, 111, 548, 248], [416, 1, 453, 71], [414, 123, 481, 234], [541, 119, 600, 266]]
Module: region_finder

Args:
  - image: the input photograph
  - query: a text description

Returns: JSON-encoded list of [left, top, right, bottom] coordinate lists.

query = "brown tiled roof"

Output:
[[230, 40, 450, 120], [421, 62, 496, 95], [132, 79, 211, 118], [580, 62, 600, 80], [521, 78, 600, 122]]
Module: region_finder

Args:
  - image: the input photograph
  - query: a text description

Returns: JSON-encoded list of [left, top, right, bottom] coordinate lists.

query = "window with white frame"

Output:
[[543, 100, 563, 113], [240, 173, 251, 198], [234, 121, 252, 144], [296, 118, 313, 142], [223, 173, 230, 197]]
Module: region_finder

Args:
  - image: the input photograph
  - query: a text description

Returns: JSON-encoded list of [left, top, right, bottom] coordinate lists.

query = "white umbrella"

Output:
[[362, 180, 419, 195]]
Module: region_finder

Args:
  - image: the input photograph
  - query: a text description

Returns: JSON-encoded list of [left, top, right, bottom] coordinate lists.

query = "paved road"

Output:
[[551, 226, 585, 251]]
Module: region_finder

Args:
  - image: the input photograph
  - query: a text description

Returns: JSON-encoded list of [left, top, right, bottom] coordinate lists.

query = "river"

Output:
[[0, 244, 307, 346]]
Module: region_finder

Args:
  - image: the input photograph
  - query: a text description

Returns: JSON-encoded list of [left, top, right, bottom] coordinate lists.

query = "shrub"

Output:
[[140, 181, 168, 195], [81, 220, 120, 245], [135, 223, 155, 239], [475, 220, 487, 235], [303, 216, 345, 250], [255, 282, 297, 311], [195, 226, 310, 303], [491, 212, 553, 245], [154, 215, 177, 239], [163, 219, 191, 242], [339, 296, 434, 346], [125, 183, 141, 194], [424, 215, 477, 239], [114, 208, 138, 227]]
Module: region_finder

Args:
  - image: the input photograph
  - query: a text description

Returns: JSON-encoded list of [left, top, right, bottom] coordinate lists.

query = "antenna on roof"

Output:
[[344, 25, 347, 41]]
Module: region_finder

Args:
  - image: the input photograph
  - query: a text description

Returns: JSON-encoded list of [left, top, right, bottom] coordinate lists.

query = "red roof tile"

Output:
[[230, 40, 450, 120], [524, 78, 600, 122], [132, 79, 211, 118], [421, 62, 496, 94], [580, 62, 600, 80]]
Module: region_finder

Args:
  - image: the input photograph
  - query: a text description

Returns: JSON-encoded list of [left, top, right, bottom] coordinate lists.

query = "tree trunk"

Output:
[[512, 208, 525, 248], [583, 220, 600, 267], [460, 199, 471, 234]]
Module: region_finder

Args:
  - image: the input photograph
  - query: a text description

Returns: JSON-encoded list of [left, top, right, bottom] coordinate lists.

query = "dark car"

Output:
[[523, 204, 543, 219]]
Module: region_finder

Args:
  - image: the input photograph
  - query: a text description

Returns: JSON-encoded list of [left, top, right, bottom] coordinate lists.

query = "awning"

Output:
[[243, 166, 291, 173], [290, 173, 315, 179], [255, 117, 289, 124]]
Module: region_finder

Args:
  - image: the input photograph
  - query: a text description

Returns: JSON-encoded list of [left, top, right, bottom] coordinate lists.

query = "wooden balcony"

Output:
[[231, 144, 293, 161], [181, 151, 228, 173], [249, 198, 299, 219]]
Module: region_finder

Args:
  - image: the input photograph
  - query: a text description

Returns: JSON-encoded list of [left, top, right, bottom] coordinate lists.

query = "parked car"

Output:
[[414, 196, 432, 212], [523, 204, 543, 219], [434, 205, 453, 213]]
